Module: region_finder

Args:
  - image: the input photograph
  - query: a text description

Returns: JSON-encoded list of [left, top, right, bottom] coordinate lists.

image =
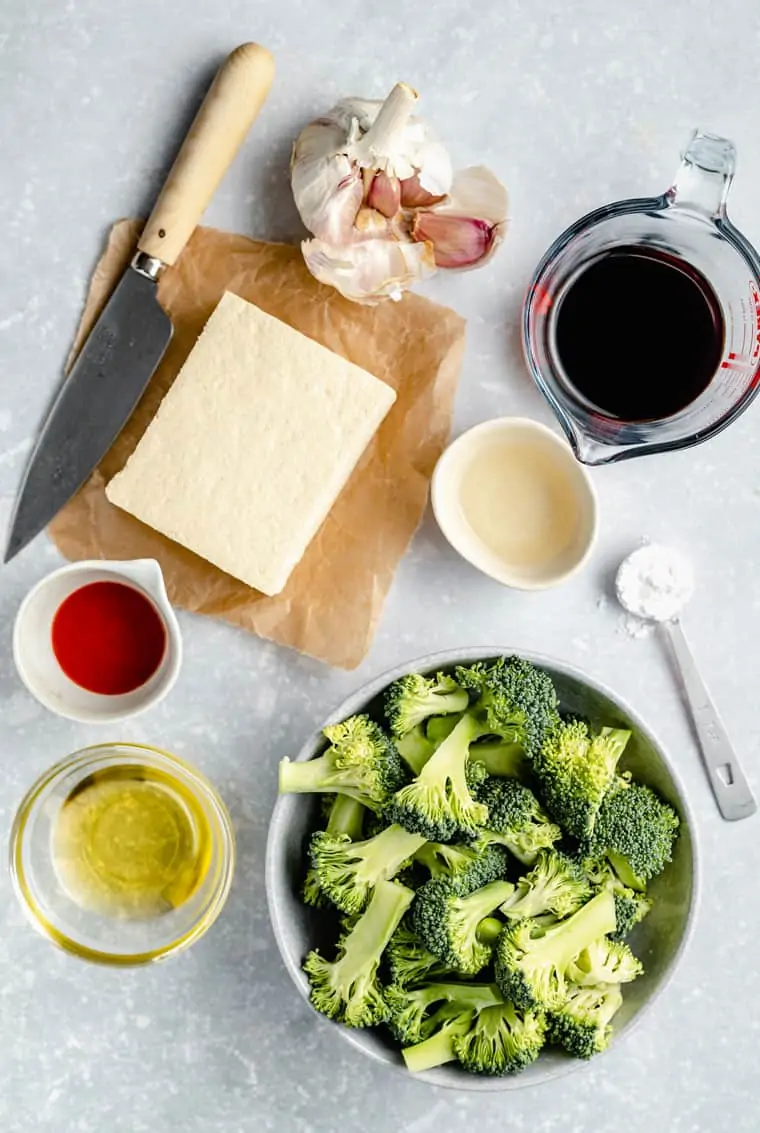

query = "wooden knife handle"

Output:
[[138, 43, 274, 266]]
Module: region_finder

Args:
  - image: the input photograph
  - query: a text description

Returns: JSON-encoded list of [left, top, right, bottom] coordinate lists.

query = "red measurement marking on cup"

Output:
[[720, 281, 760, 374]]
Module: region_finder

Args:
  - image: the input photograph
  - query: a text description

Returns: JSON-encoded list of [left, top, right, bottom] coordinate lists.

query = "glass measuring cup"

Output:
[[523, 130, 760, 464]]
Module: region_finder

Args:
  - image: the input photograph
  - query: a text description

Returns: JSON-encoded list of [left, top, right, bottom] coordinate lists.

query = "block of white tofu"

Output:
[[105, 291, 396, 596]]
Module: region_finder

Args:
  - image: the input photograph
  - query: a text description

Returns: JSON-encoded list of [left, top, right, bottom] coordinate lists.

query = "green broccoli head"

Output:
[[414, 842, 511, 892], [476, 777, 562, 866], [302, 793, 368, 908], [303, 879, 414, 1028], [500, 850, 592, 921], [308, 824, 426, 914], [385, 981, 500, 1046], [279, 714, 408, 812], [531, 720, 631, 840], [387, 713, 489, 842], [412, 876, 515, 975], [548, 983, 623, 1059], [455, 656, 560, 758], [385, 672, 470, 739], [453, 998, 547, 1076], [567, 936, 643, 986], [494, 889, 617, 1011], [385, 920, 453, 987], [590, 781, 680, 883], [611, 890, 653, 941]]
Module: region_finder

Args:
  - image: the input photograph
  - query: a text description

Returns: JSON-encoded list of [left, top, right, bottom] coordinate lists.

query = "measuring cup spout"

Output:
[[666, 130, 736, 219]]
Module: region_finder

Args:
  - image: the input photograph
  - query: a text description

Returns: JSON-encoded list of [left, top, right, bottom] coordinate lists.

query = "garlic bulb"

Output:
[[291, 84, 508, 304]]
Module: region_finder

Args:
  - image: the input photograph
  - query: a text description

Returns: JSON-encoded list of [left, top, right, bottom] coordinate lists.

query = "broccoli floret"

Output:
[[414, 841, 511, 890], [476, 777, 562, 866], [471, 739, 529, 780], [303, 794, 367, 908], [402, 1005, 476, 1073], [385, 672, 470, 739], [387, 713, 490, 841], [279, 715, 407, 812], [500, 850, 592, 921], [309, 824, 427, 914], [567, 936, 643, 986], [395, 725, 435, 775], [389, 657, 559, 843], [548, 983, 623, 1059], [577, 853, 653, 941], [453, 995, 547, 1075], [385, 980, 501, 1045], [455, 656, 560, 758], [303, 879, 414, 1028], [412, 876, 515, 975], [611, 890, 653, 941], [590, 781, 680, 884], [495, 889, 617, 1011], [386, 920, 453, 987], [531, 721, 631, 840]]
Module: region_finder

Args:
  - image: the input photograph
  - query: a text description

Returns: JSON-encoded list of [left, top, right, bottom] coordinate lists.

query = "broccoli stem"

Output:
[[461, 882, 516, 929], [327, 794, 366, 839], [472, 740, 526, 779], [608, 851, 646, 892], [396, 727, 434, 775], [477, 916, 505, 946], [402, 1014, 473, 1073], [529, 890, 617, 971], [278, 755, 369, 805], [336, 881, 414, 987], [418, 712, 487, 787], [355, 824, 427, 880]]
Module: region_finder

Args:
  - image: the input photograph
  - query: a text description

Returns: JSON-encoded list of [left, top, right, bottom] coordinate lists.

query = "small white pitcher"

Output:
[[13, 559, 183, 723]]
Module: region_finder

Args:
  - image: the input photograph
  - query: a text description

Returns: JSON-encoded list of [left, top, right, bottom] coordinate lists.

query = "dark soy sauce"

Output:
[[554, 246, 725, 421]]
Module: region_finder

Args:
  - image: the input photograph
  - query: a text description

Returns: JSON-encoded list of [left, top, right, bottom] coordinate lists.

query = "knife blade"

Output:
[[5, 42, 274, 562]]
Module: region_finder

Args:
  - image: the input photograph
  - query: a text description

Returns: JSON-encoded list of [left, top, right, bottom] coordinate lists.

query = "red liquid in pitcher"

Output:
[[554, 246, 725, 420]]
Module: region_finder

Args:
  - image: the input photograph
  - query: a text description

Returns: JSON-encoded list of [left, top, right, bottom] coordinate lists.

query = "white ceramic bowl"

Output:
[[13, 559, 182, 723], [431, 418, 597, 589], [266, 648, 699, 1091]]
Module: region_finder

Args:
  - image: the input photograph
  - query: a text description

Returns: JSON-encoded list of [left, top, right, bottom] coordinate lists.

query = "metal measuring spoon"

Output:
[[615, 545, 756, 821]]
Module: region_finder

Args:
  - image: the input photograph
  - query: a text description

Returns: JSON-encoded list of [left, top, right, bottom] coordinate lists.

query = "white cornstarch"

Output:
[[615, 544, 695, 624]]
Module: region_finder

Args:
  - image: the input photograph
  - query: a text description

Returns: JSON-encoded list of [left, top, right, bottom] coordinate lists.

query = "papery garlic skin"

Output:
[[302, 237, 436, 304]]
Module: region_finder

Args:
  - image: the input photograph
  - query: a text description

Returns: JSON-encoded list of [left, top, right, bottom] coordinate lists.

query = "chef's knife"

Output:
[[4, 42, 274, 563]]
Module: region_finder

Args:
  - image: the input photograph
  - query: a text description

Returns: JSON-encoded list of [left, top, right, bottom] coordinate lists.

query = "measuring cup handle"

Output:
[[667, 129, 736, 219]]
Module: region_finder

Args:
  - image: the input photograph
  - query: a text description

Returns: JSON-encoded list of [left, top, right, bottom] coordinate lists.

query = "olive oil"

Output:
[[52, 764, 213, 919]]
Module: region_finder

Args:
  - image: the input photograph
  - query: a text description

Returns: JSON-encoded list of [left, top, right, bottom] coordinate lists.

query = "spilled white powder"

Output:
[[616, 544, 695, 624]]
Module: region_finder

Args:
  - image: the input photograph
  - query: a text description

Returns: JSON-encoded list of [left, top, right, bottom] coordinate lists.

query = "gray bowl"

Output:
[[265, 649, 699, 1090]]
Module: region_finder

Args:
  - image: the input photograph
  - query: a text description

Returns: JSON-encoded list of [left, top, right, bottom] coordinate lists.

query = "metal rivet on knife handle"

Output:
[[138, 42, 275, 266]]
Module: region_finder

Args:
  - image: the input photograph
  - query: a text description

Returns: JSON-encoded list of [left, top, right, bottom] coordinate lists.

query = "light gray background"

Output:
[[1, 2, 758, 1130]]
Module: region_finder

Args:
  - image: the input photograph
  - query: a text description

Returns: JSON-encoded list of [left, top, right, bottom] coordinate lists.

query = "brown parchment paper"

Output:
[[49, 220, 465, 669]]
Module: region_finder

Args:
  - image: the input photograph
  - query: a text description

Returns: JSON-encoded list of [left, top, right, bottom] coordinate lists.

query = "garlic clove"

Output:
[[366, 171, 402, 217], [411, 165, 508, 270], [301, 236, 436, 304], [354, 206, 390, 236], [411, 212, 502, 269], [399, 173, 447, 209]]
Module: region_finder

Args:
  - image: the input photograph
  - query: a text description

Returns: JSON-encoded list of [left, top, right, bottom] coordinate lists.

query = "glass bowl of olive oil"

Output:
[[10, 743, 235, 964]]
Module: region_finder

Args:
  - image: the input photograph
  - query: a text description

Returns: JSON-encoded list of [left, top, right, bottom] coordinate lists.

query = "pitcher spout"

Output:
[[666, 129, 736, 219]]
